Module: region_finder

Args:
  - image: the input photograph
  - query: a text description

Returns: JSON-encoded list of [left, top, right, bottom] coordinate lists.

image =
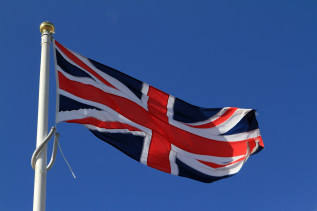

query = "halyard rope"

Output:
[[31, 126, 76, 178], [31, 126, 58, 171]]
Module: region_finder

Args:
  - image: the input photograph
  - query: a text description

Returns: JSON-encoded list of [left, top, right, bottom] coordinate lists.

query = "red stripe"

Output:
[[66, 117, 141, 131], [248, 140, 256, 154], [55, 41, 116, 89], [186, 107, 238, 129], [147, 131, 171, 173], [59, 71, 153, 126], [147, 86, 169, 123], [146, 86, 171, 172], [167, 126, 250, 157], [59, 71, 253, 157]]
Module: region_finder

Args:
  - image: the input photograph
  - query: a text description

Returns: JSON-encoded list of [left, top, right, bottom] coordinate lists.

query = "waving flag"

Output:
[[53, 40, 264, 183]]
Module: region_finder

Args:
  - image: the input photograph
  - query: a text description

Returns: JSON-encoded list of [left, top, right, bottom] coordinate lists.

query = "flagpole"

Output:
[[33, 21, 55, 211]]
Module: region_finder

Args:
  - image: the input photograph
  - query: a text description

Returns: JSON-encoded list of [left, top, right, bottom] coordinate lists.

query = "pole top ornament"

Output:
[[40, 21, 55, 34]]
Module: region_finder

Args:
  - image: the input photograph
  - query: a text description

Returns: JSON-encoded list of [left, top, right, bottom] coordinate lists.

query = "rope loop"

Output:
[[31, 126, 59, 171]]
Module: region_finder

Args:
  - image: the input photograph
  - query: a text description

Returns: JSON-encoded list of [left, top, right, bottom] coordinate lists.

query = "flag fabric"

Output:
[[53, 40, 264, 183]]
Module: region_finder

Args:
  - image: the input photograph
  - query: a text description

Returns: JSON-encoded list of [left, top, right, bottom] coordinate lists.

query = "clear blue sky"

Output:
[[1, 0, 316, 210]]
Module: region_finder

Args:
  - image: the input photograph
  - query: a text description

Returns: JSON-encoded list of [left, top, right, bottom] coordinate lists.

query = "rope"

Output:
[[31, 126, 76, 178], [46, 133, 59, 171], [31, 126, 58, 171], [56, 138, 76, 178]]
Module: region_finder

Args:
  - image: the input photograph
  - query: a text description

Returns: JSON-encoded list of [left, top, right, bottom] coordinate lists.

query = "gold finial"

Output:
[[40, 21, 55, 34]]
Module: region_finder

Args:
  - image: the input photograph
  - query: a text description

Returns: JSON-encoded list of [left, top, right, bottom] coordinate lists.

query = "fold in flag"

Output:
[[53, 40, 264, 183]]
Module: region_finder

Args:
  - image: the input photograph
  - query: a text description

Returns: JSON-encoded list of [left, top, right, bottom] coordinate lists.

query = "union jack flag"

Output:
[[53, 40, 264, 183]]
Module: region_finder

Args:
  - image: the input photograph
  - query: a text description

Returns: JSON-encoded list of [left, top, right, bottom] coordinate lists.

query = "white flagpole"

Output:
[[33, 21, 55, 211]]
